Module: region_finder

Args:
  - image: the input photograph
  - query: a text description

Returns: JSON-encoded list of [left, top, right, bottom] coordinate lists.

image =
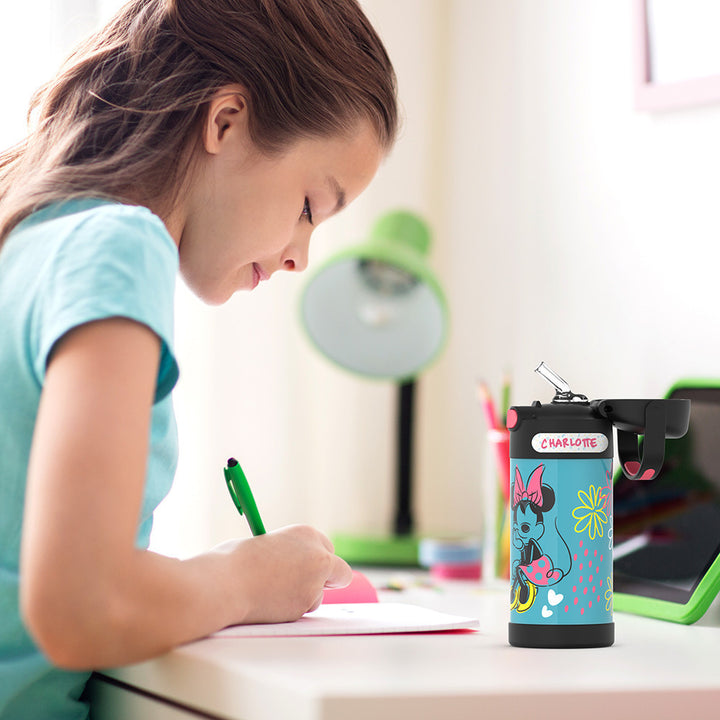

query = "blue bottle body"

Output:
[[510, 457, 613, 627], [507, 402, 615, 647]]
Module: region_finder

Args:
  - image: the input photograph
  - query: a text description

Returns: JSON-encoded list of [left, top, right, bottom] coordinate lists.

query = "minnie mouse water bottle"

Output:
[[506, 363, 690, 648]]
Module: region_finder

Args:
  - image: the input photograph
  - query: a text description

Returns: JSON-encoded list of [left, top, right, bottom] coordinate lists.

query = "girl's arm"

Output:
[[20, 317, 350, 670]]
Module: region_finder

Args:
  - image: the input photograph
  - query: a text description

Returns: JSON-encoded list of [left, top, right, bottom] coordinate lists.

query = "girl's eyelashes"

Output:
[[301, 197, 313, 225]]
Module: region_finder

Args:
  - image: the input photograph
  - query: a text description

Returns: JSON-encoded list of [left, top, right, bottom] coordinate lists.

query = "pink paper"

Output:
[[322, 570, 378, 604]]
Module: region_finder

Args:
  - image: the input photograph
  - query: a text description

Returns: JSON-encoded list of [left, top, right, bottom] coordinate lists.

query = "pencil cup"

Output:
[[483, 428, 510, 582]]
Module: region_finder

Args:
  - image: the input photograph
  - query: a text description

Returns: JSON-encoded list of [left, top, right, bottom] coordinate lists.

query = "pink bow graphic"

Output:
[[513, 465, 545, 507]]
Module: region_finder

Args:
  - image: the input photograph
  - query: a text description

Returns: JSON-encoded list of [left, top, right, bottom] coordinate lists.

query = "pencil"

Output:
[[477, 379, 511, 503], [500, 372, 511, 427], [476, 379, 499, 431]]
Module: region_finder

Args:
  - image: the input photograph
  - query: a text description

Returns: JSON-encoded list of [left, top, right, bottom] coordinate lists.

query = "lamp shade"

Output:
[[301, 210, 448, 381]]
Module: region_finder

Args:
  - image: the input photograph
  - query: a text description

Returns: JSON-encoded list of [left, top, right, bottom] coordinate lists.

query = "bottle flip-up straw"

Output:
[[535, 362, 587, 402], [506, 363, 690, 649]]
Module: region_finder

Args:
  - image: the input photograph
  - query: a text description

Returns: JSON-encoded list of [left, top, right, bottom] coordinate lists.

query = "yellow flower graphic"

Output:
[[572, 485, 608, 540], [605, 576, 613, 611]]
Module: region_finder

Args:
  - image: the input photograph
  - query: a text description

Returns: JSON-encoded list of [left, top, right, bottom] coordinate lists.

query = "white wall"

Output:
[[155, 0, 720, 555], [419, 0, 720, 538], [4, 1, 720, 557], [0, 2, 95, 147]]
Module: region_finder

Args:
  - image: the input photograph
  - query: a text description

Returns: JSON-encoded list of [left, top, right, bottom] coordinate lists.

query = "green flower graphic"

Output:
[[572, 485, 608, 540]]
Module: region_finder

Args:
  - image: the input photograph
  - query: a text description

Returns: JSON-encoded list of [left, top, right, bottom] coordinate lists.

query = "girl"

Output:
[[0, 0, 398, 716]]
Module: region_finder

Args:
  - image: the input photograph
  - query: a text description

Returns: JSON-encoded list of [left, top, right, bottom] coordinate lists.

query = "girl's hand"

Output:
[[211, 525, 352, 625]]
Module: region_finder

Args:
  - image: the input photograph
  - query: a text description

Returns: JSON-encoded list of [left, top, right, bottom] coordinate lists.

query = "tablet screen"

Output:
[[614, 387, 720, 603]]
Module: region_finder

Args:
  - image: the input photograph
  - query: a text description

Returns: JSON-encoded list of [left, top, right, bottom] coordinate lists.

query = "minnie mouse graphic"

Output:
[[511, 464, 570, 613]]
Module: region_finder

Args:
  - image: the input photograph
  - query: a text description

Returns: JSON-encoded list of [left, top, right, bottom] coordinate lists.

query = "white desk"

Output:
[[88, 572, 720, 720]]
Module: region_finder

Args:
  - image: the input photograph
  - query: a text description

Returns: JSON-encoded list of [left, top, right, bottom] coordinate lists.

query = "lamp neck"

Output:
[[395, 379, 416, 536]]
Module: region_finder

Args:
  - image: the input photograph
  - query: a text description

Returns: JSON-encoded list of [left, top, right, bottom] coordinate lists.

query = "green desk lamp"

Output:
[[300, 210, 449, 565]]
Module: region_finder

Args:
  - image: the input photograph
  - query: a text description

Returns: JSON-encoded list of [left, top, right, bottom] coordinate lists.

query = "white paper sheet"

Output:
[[210, 603, 479, 638]]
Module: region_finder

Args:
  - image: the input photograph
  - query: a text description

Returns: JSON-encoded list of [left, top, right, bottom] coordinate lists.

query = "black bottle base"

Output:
[[509, 622, 614, 648]]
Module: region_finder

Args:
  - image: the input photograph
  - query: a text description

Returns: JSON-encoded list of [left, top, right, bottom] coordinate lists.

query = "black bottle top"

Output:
[[509, 364, 691, 476], [507, 401, 614, 460]]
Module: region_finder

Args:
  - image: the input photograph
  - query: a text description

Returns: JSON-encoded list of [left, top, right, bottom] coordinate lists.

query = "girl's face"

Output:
[[169, 90, 384, 305]]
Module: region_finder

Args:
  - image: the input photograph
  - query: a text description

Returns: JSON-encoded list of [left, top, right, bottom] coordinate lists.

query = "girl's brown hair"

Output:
[[0, 0, 398, 244]]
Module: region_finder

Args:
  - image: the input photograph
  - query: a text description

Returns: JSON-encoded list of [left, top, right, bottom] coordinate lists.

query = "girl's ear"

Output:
[[202, 84, 250, 155]]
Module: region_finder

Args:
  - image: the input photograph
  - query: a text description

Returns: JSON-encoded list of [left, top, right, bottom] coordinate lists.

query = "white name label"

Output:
[[531, 432, 609, 453]]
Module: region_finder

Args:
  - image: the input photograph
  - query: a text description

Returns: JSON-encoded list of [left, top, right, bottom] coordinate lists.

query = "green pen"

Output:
[[223, 457, 266, 536]]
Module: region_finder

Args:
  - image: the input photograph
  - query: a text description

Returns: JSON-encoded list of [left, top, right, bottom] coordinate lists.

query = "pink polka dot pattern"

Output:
[[561, 540, 612, 622]]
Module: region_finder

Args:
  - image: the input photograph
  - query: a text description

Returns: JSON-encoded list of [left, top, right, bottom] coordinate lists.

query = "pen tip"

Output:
[[227, 457, 238, 467]]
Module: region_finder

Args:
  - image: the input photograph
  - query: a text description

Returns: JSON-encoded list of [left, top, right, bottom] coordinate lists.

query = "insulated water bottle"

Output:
[[506, 363, 690, 648]]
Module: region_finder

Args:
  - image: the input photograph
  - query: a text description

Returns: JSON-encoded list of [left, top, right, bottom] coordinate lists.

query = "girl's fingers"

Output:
[[324, 555, 352, 589]]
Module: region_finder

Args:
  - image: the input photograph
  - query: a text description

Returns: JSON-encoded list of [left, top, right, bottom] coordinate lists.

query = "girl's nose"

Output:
[[282, 233, 310, 273], [521, 523, 530, 534]]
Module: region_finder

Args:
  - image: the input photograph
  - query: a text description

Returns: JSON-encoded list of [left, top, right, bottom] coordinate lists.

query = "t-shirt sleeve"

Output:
[[32, 205, 179, 402]]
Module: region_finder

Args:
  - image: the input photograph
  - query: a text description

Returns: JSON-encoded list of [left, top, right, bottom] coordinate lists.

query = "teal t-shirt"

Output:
[[0, 199, 180, 718]]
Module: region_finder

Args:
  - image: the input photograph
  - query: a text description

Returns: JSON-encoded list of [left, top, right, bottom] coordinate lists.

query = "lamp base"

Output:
[[331, 532, 420, 566]]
